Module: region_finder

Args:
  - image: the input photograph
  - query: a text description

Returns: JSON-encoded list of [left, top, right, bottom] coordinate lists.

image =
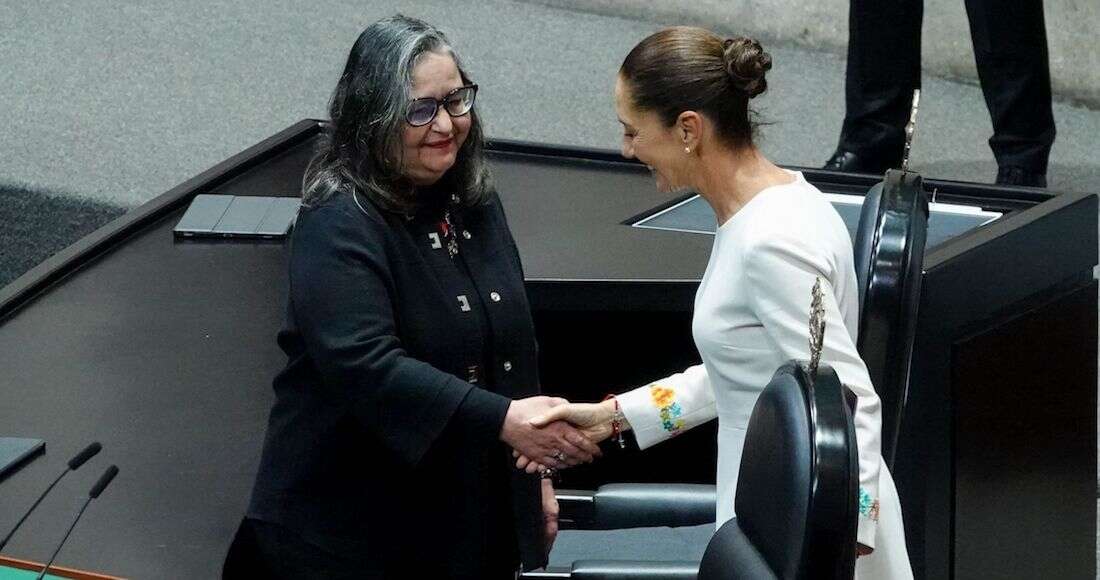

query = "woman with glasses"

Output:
[[222, 15, 599, 579]]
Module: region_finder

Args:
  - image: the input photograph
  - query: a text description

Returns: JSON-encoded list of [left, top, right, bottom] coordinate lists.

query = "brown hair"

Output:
[[619, 27, 772, 149]]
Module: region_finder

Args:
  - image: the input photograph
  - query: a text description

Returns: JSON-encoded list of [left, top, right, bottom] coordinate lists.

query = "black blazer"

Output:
[[246, 188, 545, 576]]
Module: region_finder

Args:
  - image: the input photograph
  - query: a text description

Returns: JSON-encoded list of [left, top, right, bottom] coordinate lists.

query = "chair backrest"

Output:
[[852, 169, 929, 466], [699, 361, 858, 580]]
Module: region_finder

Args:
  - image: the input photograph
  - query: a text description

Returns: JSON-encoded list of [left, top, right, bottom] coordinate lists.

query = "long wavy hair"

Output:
[[302, 16, 491, 213]]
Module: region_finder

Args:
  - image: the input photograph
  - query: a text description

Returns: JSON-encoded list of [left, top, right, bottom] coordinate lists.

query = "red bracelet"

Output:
[[603, 394, 626, 449]]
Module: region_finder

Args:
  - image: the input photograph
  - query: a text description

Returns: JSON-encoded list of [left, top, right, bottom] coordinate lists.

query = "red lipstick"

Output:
[[424, 137, 454, 149]]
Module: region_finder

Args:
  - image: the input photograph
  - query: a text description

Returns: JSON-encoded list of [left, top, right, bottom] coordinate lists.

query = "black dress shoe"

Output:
[[996, 166, 1047, 188], [823, 149, 902, 175]]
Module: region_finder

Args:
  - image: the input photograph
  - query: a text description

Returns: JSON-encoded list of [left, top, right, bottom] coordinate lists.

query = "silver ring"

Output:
[[553, 450, 566, 462], [540, 467, 557, 479]]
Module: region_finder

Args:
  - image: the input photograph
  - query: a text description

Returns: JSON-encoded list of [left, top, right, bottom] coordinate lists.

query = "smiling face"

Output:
[[400, 52, 472, 186], [615, 75, 692, 193]]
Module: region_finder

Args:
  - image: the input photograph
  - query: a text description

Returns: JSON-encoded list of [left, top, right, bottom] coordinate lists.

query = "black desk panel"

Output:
[[0, 214, 288, 579]]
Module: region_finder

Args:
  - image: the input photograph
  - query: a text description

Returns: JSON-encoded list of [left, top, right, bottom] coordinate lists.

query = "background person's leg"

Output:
[[964, 0, 1055, 186], [830, 0, 924, 172]]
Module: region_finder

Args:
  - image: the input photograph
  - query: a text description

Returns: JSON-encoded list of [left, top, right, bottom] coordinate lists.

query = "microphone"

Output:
[[0, 442, 102, 553], [36, 466, 119, 580], [67, 443, 101, 471]]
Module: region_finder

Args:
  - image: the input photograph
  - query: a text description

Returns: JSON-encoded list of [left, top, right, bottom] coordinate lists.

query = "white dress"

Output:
[[617, 172, 913, 579]]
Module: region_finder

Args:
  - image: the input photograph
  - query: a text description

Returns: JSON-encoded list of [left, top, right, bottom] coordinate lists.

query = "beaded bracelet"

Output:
[[603, 394, 626, 449]]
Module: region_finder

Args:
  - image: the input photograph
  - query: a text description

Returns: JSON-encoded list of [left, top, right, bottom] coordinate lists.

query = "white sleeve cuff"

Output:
[[616, 366, 715, 450], [858, 514, 878, 549], [857, 487, 880, 549], [617, 385, 676, 450]]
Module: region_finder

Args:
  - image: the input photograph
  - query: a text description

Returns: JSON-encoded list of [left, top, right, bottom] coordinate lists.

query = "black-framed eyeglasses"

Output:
[[405, 84, 478, 127]]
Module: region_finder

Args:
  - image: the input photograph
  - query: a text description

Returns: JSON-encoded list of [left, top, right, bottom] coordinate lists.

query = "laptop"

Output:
[[174, 194, 300, 239], [0, 437, 45, 480]]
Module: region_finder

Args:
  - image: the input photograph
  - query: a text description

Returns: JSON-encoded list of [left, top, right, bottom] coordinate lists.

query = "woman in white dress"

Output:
[[518, 27, 913, 578]]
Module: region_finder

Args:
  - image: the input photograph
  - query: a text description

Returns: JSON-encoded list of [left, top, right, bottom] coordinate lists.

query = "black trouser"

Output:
[[222, 519, 369, 580], [839, 0, 1056, 173], [222, 518, 520, 580]]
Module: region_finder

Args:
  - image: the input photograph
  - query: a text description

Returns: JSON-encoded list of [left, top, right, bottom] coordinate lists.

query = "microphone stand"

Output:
[[0, 469, 66, 552]]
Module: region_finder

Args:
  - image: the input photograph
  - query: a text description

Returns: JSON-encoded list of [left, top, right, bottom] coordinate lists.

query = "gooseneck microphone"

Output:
[[35, 465, 119, 580], [0, 442, 102, 552]]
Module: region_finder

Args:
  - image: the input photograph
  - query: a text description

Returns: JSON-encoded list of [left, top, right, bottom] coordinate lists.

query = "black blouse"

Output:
[[246, 188, 546, 576]]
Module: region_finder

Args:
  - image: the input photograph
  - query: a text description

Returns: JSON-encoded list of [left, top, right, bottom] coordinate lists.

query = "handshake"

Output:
[[499, 396, 627, 475]]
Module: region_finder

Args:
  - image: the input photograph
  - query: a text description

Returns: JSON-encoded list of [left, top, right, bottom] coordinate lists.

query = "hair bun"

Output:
[[722, 36, 772, 99]]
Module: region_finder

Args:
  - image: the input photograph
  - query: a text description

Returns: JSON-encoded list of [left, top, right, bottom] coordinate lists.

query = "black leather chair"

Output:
[[853, 169, 928, 466], [524, 361, 859, 580]]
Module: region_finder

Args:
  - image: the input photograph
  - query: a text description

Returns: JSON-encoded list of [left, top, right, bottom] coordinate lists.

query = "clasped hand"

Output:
[[500, 396, 608, 470], [504, 399, 616, 474]]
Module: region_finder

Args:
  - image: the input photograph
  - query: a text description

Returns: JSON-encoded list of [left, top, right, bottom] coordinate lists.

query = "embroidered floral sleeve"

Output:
[[859, 487, 880, 522], [649, 384, 686, 436], [617, 364, 717, 450]]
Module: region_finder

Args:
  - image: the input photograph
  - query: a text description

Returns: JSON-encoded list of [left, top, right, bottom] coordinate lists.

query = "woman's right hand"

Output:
[[500, 396, 602, 469]]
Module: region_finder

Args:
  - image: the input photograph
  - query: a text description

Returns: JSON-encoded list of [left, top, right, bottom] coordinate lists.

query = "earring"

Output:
[[684, 147, 691, 154]]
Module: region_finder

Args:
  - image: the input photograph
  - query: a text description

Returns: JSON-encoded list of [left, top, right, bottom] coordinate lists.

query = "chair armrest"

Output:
[[519, 561, 699, 580], [557, 483, 717, 530]]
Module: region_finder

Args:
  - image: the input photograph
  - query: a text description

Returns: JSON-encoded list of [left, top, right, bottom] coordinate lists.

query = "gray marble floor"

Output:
[[2, 0, 1098, 209]]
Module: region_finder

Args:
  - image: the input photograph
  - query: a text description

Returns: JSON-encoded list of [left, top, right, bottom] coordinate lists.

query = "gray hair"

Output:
[[302, 15, 491, 213]]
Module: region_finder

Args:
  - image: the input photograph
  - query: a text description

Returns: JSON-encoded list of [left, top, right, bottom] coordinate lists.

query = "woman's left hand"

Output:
[[529, 401, 617, 444], [541, 478, 559, 557]]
